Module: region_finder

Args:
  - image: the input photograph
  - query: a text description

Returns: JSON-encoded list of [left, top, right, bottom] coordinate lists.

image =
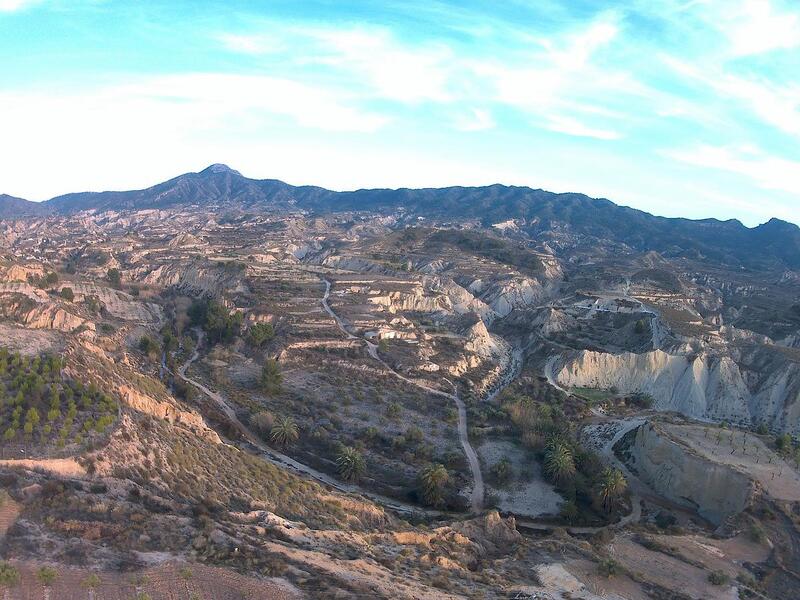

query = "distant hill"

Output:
[[2, 163, 799, 269]]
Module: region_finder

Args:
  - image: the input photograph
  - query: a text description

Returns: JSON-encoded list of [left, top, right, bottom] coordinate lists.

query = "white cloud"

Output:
[[453, 108, 495, 131], [216, 33, 284, 55], [0, 0, 40, 11], [549, 18, 619, 69], [662, 54, 800, 135], [665, 144, 800, 195], [718, 0, 800, 56], [545, 115, 621, 140], [218, 25, 454, 104], [0, 73, 390, 199]]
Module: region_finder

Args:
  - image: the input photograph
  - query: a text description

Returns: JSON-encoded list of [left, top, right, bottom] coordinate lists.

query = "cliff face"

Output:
[[626, 423, 754, 525], [555, 347, 800, 434]]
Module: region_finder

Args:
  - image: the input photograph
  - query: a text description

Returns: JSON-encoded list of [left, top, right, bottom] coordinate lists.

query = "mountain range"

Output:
[[2, 163, 799, 269]]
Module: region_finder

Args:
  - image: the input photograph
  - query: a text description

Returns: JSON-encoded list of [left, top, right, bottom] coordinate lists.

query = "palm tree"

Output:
[[418, 463, 450, 507], [543, 442, 576, 484], [0, 562, 19, 600], [259, 359, 282, 395], [336, 446, 365, 482], [36, 566, 58, 600], [82, 573, 101, 600], [596, 468, 628, 513], [269, 416, 299, 448]]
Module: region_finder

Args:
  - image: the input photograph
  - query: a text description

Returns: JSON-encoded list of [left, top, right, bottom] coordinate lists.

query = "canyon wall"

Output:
[[555, 348, 800, 435], [626, 423, 754, 525]]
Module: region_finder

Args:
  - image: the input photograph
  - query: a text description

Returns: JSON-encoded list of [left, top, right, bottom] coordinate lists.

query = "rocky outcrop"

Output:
[[117, 385, 221, 443], [555, 346, 800, 434], [23, 305, 94, 334], [625, 423, 754, 525], [477, 276, 549, 318], [0, 264, 44, 283], [451, 511, 522, 556], [141, 260, 245, 296]]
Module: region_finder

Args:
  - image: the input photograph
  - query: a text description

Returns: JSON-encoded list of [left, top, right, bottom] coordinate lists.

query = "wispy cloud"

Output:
[[2, 0, 799, 224], [453, 108, 495, 132], [544, 116, 621, 140], [665, 144, 800, 195], [715, 0, 800, 56], [0, 0, 41, 12]]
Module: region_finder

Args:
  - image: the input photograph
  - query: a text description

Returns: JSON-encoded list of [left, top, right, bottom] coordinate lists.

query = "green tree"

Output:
[[490, 457, 512, 485], [60, 287, 75, 302], [0, 562, 19, 600], [260, 359, 282, 395], [543, 442, 576, 484], [775, 433, 793, 457], [107, 268, 122, 288], [138, 336, 160, 359], [560, 500, 580, 524], [417, 463, 449, 507], [82, 573, 101, 600], [36, 566, 58, 600], [247, 322, 275, 347], [269, 416, 299, 448], [596, 468, 628, 513], [188, 298, 243, 345], [336, 446, 365, 482]]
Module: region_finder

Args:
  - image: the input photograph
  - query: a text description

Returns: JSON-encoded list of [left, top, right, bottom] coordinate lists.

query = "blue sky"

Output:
[[1, 0, 799, 226]]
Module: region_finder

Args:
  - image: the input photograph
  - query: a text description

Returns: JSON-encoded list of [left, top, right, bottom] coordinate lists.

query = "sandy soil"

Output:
[[608, 533, 739, 599], [567, 558, 649, 600], [0, 323, 62, 355], [3, 560, 301, 600], [665, 423, 800, 500], [660, 532, 770, 577], [0, 497, 21, 538], [0, 458, 86, 478], [478, 439, 562, 517]]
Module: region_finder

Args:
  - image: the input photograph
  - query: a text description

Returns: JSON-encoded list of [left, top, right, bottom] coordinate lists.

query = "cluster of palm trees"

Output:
[[542, 440, 628, 517]]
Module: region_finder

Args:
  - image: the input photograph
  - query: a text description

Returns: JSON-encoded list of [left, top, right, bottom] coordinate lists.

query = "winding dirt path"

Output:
[[176, 330, 441, 517], [174, 328, 639, 535], [321, 279, 485, 512]]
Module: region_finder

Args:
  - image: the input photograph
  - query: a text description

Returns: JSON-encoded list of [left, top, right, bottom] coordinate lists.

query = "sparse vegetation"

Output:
[[596, 558, 621, 578], [708, 570, 729, 586]]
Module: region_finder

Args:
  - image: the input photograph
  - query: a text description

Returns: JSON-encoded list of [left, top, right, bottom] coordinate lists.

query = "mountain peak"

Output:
[[199, 163, 242, 176]]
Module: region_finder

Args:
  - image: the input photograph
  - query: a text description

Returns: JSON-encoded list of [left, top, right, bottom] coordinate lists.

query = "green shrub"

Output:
[[708, 570, 729, 586]]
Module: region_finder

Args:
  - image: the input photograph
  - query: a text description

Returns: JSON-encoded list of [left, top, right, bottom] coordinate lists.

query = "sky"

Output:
[[1, 0, 799, 226]]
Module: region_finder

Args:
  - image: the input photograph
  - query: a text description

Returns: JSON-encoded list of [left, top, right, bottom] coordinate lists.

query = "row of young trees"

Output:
[[0, 349, 117, 449], [0, 563, 199, 600]]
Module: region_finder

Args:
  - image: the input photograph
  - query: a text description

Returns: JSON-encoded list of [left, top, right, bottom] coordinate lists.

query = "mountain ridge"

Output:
[[1, 164, 798, 268]]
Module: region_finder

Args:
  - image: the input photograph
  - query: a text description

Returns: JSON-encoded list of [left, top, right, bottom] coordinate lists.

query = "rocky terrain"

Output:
[[0, 165, 798, 598]]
